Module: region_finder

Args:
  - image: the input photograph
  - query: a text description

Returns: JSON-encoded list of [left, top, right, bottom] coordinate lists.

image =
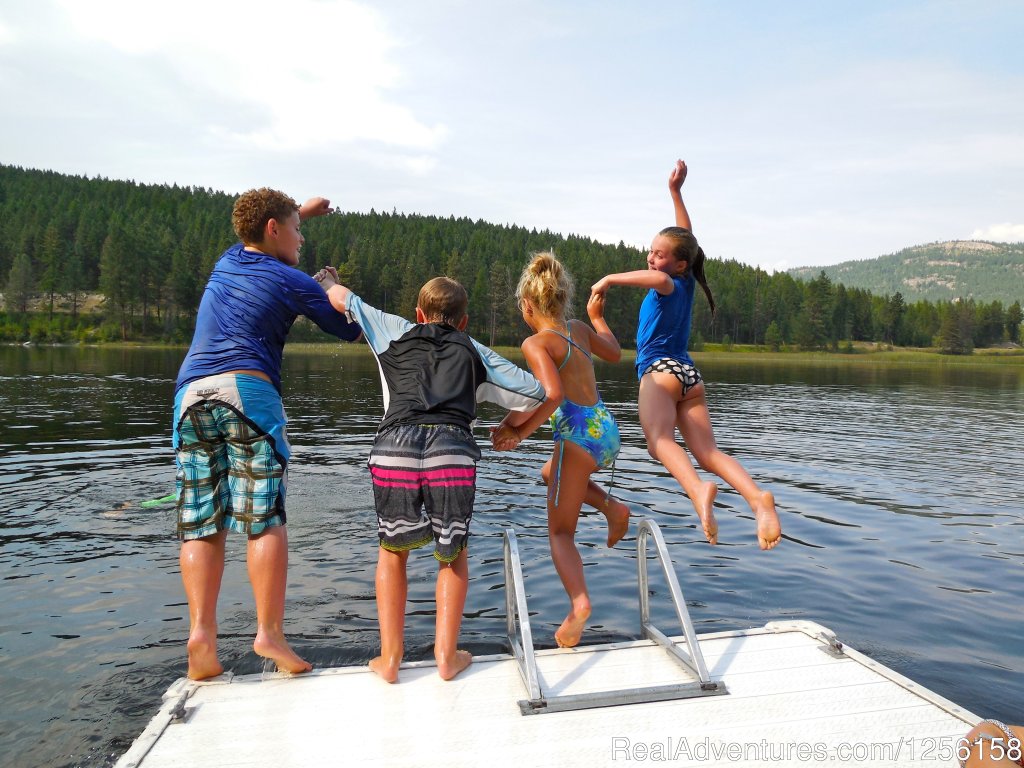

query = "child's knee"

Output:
[[692, 448, 719, 473], [646, 436, 673, 460]]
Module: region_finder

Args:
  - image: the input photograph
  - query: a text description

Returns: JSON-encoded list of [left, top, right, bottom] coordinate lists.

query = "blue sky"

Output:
[[1, 0, 1021, 272]]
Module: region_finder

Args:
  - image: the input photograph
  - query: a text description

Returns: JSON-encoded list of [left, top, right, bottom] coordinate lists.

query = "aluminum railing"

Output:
[[504, 518, 726, 715]]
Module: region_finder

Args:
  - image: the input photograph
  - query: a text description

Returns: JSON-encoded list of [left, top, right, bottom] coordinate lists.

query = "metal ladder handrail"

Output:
[[503, 519, 725, 715], [636, 517, 714, 684], [503, 529, 541, 701]]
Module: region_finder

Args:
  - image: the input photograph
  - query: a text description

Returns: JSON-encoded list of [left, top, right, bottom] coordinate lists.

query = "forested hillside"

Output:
[[789, 241, 1024, 305], [1, 164, 1021, 353]]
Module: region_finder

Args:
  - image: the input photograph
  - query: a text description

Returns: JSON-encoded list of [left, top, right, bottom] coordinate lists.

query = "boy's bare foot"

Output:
[[754, 491, 781, 550], [602, 497, 631, 548], [187, 628, 224, 681], [369, 655, 401, 684], [253, 631, 312, 675], [437, 649, 473, 681], [555, 604, 592, 648], [694, 480, 718, 545]]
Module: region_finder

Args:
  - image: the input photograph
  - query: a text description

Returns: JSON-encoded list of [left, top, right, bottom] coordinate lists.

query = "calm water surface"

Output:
[[1, 346, 1022, 767]]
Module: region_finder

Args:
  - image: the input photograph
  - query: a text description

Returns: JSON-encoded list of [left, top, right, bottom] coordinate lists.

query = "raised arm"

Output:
[[668, 160, 691, 231], [299, 196, 332, 221], [584, 294, 621, 363]]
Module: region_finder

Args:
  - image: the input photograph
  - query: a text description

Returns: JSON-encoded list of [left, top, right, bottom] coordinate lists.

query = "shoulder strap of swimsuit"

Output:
[[564, 323, 593, 361], [543, 325, 592, 369], [543, 328, 573, 369]]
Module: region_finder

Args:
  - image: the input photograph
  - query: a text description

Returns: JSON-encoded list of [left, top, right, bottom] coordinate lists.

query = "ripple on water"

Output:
[[1, 350, 1022, 767]]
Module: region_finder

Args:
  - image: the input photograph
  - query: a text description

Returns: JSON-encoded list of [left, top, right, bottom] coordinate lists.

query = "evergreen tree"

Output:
[[170, 232, 205, 321], [1006, 301, 1022, 344], [4, 253, 34, 313], [795, 271, 833, 350], [937, 301, 974, 355], [66, 248, 86, 319], [974, 301, 1005, 347], [99, 221, 138, 339], [883, 291, 906, 345], [38, 223, 64, 319]]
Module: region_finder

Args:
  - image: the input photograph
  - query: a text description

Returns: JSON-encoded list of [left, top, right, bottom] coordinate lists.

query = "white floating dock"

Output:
[[118, 522, 977, 767], [116, 621, 976, 768]]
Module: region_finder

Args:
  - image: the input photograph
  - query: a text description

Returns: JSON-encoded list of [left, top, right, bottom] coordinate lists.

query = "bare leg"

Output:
[[678, 384, 781, 550], [435, 548, 472, 680], [547, 444, 595, 648], [541, 458, 630, 548], [180, 529, 227, 680], [370, 547, 408, 683], [639, 374, 719, 544], [248, 525, 312, 674]]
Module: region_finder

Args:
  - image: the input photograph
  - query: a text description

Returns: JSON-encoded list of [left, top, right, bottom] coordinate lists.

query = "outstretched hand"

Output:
[[587, 291, 606, 322], [668, 159, 687, 193]]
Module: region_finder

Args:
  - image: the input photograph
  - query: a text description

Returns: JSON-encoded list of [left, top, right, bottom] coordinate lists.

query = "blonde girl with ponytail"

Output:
[[493, 252, 630, 648]]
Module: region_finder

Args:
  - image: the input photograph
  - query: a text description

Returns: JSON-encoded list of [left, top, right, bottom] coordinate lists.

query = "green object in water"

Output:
[[140, 493, 177, 508]]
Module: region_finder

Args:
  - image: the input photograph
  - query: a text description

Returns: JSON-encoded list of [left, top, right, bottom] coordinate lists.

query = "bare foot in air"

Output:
[[437, 649, 473, 681], [369, 654, 401, 684], [694, 480, 719, 545], [254, 631, 313, 675], [555, 603, 592, 648], [602, 497, 631, 548], [753, 491, 781, 550], [187, 627, 224, 681]]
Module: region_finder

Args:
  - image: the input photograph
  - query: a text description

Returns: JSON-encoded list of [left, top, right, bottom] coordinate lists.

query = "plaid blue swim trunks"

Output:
[[172, 374, 290, 541], [368, 423, 481, 563]]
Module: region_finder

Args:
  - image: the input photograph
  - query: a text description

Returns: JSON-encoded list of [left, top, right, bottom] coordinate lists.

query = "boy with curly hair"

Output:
[[173, 188, 361, 680]]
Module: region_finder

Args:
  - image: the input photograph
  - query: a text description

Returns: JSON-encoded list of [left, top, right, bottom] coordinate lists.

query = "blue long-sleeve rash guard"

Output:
[[176, 243, 361, 393]]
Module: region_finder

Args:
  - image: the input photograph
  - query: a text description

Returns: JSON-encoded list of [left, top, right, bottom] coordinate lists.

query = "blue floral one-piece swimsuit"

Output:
[[545, 328, 620, 505]]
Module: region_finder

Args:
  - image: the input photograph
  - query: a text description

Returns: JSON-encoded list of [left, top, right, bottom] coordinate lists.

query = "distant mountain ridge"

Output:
[[788, 241, 1024, 305]]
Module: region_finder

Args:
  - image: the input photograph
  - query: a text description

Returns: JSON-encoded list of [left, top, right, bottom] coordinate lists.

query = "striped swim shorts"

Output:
[[173, 374, 289, 541], [368, 423, 481, 563]]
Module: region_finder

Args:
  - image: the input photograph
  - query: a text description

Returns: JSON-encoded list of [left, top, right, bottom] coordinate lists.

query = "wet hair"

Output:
[[658, 226, 716, 314], [515, 251, 575, 321], [232, 188, 299, 245], [417, 276, 469, 326]]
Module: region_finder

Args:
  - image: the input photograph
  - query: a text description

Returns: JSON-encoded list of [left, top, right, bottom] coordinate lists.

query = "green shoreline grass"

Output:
[[280, 342, 1024, 368], [9, 340, 1024, 368]]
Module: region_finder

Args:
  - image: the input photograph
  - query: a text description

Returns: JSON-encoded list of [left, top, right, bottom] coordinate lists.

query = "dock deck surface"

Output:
[[116, 620, 976, 768]]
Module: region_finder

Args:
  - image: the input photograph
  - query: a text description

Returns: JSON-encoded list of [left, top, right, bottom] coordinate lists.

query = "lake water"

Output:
[[1, 345, 1022, 767]]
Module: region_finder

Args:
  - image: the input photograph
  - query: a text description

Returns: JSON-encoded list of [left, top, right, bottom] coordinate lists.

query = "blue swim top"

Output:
[[634, 272, 695, 378]]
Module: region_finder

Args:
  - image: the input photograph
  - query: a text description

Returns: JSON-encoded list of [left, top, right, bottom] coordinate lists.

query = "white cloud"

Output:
[[970, 223, 1024, 242], [54, 0, 446, 152]]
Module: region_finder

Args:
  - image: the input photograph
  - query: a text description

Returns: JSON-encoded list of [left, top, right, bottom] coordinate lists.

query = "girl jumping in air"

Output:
[[493, 252, 630, 647], [590, 160, 782, 551]]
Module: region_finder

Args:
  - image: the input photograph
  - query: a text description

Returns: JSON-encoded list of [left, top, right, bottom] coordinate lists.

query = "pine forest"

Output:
[[1, 164, 1021, 355]]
